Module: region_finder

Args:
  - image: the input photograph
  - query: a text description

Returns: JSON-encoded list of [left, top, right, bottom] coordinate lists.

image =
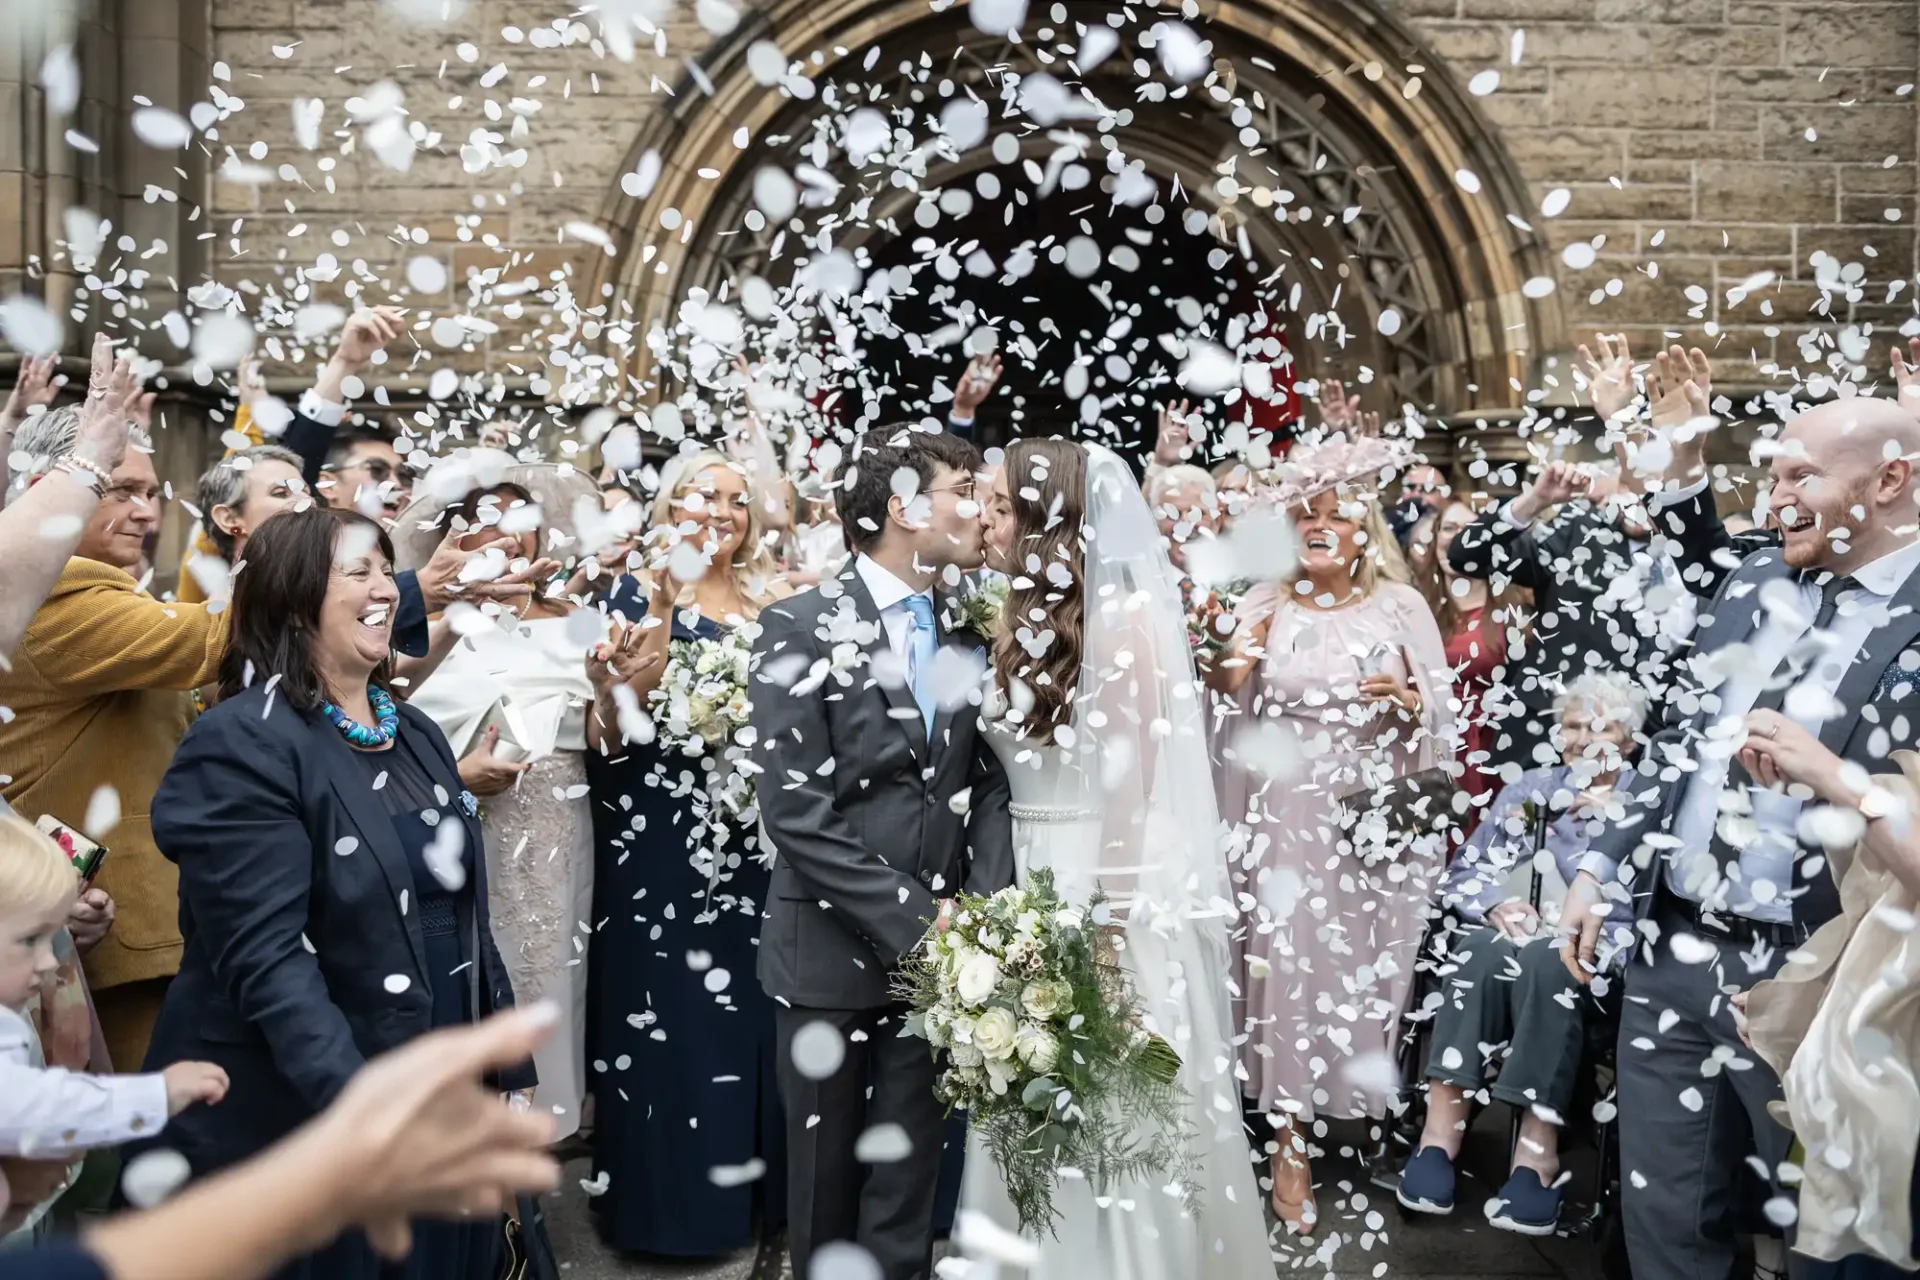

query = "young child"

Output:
[[0, 813, 227, 1202]]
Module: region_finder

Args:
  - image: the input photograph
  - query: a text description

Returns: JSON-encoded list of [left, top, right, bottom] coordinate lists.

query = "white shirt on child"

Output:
[[0, 1003, 168, 1159]]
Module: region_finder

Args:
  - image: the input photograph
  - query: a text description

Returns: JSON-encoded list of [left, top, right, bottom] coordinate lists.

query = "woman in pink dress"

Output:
[[1208, 435, 1457, 1238]]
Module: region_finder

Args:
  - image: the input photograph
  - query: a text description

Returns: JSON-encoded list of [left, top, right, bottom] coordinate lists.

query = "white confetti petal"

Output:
[[790, 1019, 846, 1080], [121, 1150, 191, 1209], [131, 106, 194, 149], [1, 295, 63, 356]]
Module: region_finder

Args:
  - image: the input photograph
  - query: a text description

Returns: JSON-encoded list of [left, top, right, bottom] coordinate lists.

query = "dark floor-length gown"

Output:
[[584, 578, 787, 1255], [354, 738, 497, 1280]]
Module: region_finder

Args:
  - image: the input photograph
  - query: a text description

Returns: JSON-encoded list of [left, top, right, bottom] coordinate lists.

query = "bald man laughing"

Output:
[[1553, 391, 1920, 1279]]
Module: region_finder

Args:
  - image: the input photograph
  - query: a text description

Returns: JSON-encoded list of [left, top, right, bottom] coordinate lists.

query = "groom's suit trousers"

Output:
[[776, 1003, 947, 1280]]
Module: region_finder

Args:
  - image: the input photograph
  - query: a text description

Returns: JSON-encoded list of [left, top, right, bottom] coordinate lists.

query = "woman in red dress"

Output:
[[1408, 500, 1529, 839]]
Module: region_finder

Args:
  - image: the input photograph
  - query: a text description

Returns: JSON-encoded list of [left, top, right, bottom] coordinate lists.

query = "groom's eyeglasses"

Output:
[[927, 480, 976, 500]]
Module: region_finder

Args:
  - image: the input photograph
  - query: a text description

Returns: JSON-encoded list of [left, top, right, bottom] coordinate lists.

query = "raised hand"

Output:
[[2, 354, 63, 431], [1509, 459, 1591, 525], [1155, 398, 1192, 467], [1577, 333, 1635, 426], [1892, 337, 1920, 419], [954, 354, 1003, 417], [71, 334, 139, 476], [334, 306, 406, 371], [1317, 378, 1360, 432]]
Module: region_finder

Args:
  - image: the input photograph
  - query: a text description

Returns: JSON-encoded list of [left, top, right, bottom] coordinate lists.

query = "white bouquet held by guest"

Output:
[[649, 621, 763, 865], [897, 867, 1196, 1236]]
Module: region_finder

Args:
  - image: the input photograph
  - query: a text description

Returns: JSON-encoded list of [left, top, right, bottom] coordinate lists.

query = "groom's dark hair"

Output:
[[837, 424, 982, 554]]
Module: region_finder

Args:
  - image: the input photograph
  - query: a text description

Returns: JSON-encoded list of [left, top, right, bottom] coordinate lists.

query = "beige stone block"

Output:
[[1839, 161, 1920, 195], [1456, 0, 1594, 16], [1395, 0, 1463, 16], [1556, 181, 1696, 221], [1415, 21, 1512, 62], [1501, 127, 1629, 181], [1698, 160, 1837, 221], [1550, 67, 1713, 129], [1633, 129, 1761, 161], [1715, 68, 1868, 104], [1841, 195, 1910, 223], [1783, 4, 1919, 68], [1792, 225, 1910, 271], [214, 0, 297, 27], [1627, 159, 1696, 185], [1595, 0, 1722, 18], [1475, 93, 1553, 130], [1761, 105, 1916, 162], [1559, 262, 1704, 324], [1644, 226, 1796, 255]]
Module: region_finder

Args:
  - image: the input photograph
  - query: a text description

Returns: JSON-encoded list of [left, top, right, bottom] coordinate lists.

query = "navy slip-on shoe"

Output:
[[1395, 1146, 1456, 1215], [1487, 1167, 1561, 1235]]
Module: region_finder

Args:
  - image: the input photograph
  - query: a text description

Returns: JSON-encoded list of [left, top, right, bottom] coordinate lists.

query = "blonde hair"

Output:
[[647, 450, 782, 607], [1283, 486, 1410, 597], [0, 815, 79, 922]]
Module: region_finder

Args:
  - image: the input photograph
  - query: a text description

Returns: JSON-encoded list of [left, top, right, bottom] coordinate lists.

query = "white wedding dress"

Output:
[[954, 445, 1273, 1279]]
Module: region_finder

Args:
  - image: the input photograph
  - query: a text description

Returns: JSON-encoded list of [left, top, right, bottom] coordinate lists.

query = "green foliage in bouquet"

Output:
[[895, 868, 1199, 1237]]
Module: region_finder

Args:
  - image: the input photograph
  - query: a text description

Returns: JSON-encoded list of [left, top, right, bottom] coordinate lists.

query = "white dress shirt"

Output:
[[0, 1004, 169, 1160], [854, 554, 931, 666], [1662, 537, 1920, 922]]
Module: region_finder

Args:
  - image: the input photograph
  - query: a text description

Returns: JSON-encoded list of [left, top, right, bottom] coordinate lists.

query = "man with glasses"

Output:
[[317, 427, 410, 516]]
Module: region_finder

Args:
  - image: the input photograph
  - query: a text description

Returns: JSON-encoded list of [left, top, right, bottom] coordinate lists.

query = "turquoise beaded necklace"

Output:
[[320, 685, 398, 749]]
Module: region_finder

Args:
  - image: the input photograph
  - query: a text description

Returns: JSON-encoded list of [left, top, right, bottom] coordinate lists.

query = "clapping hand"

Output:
[[416, 535, 561, 613], [1317, 378, 1360, 432], [2, 354, 62, 431], [1647, 345, 1714, 485], [954, 354, 1003, 417]]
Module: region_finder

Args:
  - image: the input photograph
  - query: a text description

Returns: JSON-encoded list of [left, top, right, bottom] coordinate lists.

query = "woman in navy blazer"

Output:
[[142, 507, 531, 1280]]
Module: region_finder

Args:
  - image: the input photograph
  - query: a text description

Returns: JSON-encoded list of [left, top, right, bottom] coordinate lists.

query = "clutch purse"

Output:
[[1335, 767, 1458, 863]]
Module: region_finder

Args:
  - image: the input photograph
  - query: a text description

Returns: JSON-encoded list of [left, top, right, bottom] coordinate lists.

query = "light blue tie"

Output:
[[901, 593, 938, 739]]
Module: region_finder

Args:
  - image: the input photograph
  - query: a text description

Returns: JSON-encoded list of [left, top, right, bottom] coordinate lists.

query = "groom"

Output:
[[751, 425, 1016, 1280]]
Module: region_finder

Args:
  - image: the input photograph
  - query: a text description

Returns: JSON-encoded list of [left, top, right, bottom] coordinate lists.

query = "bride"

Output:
[[956, 436, 1273, 1276]]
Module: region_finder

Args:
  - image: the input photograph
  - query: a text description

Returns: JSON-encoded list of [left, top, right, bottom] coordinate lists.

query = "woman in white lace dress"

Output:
[[958, 436, 1273, 1279], [397, 455, 603, 1141]]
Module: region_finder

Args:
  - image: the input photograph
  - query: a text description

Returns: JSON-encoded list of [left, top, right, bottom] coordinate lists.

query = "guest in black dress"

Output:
[[142, 506, 533, 1280], [583, 452, 788, 1256]]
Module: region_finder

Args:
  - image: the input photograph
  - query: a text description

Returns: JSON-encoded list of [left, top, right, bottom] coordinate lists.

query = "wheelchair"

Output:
[[1374, 816, 1633, 1279]]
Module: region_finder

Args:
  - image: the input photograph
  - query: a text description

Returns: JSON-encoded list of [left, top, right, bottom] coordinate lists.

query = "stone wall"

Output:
[[202, 0, 1918, 404]]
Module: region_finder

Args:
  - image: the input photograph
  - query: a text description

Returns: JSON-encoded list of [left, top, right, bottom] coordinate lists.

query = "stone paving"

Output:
[[544, 1116, 1613, 1279]]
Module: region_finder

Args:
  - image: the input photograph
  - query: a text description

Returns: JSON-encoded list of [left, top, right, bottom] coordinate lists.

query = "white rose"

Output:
[[950, 1038, 984, 1069], [972, 1006, 1019, 1061], [1021, 980, 1070, 1021], [955, 953, 1002, 1006], [1016, 1025, 1059, 1072]]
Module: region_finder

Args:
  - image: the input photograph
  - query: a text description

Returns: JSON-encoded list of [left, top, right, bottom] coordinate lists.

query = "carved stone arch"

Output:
[[591, 0, 1563, 416]]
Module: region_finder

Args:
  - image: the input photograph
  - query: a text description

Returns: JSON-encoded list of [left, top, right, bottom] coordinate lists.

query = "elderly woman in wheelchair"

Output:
[[1397, 673, 1645, 1235]]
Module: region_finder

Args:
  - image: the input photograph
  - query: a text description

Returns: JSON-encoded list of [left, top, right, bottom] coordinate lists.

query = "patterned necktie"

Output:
[[1708, 572, 1859, 871], [902, 592, 938, 739]]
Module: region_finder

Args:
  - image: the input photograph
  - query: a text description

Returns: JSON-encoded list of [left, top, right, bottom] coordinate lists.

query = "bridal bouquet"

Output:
[[896, 868, 1198, 1236], [649, 626, 761, 862]]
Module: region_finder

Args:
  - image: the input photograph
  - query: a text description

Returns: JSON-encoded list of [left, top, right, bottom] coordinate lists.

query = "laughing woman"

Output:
[[1206, 434, 1456, 1238], [142, 507, 531, 1280], [584, 450, 790, 1258]]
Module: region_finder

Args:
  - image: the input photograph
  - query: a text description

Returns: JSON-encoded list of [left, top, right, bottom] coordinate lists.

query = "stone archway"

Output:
[[591, 0, 1563, 420]]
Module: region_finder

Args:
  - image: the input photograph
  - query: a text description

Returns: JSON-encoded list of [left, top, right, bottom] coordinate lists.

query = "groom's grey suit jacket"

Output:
[[751, 566, 1017, 1009]]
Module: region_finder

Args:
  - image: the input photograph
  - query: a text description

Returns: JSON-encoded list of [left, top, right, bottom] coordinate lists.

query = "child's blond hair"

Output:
[[0, 815, 79, 922]]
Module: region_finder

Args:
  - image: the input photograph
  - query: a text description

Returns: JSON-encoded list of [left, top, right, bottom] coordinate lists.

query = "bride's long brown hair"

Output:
[[991, 437, 1086, 739]]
